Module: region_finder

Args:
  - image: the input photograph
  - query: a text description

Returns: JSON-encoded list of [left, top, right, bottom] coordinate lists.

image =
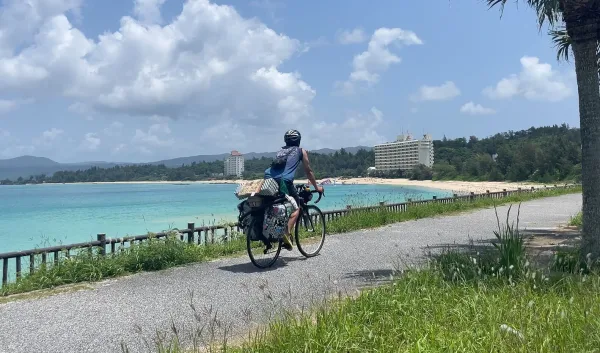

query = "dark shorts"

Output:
[[279, 179, 300, 208]]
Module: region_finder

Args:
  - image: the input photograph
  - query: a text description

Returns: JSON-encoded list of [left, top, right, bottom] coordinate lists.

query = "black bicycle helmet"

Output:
[[284, 129, 301, 146]]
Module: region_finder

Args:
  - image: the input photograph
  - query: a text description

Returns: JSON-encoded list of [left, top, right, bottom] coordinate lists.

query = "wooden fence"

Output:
[[0, 184, 578, 286]]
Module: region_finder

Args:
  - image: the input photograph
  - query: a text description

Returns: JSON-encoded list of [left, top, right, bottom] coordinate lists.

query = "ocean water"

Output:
[[0, 183, 451, 253]]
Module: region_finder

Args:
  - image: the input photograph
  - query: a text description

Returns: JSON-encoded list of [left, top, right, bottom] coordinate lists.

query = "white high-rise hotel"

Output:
[[373, 134, 434, 172], [224, 150, 245, 177]]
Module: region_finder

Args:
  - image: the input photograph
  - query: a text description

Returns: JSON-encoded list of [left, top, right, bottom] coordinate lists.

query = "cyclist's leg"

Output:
[[285, 180, 300, 236]]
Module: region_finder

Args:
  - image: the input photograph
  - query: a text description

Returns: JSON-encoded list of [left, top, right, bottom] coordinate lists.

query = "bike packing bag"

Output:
[[238, 198, 268, 243], [263, 204, 289, 242]]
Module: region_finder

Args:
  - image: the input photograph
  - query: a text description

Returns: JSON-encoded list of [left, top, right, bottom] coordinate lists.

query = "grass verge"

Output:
[[228, 268, 600, 353], [1, 186, 581, 297]]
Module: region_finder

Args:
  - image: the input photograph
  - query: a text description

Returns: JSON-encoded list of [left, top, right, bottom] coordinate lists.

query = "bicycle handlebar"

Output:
[[311, 189, 324, 204], [295, 183, 325, 204]]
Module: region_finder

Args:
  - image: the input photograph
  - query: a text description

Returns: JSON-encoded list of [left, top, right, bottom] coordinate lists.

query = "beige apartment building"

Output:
[[373, 134, 434, 172], [224, 150, 244, 177]]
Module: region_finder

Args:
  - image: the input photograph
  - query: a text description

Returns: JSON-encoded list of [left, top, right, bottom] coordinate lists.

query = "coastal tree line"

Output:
[[0, 124, 582, 185]]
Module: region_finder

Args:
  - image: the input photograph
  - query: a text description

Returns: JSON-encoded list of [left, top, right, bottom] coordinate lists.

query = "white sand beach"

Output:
[[326, 177, 559, 194], [72, 178, 567, 194]]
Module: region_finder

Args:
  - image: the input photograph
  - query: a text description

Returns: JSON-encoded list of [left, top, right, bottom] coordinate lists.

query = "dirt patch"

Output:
[[523, 227, 581, 250], [522, 227, 581, 268]]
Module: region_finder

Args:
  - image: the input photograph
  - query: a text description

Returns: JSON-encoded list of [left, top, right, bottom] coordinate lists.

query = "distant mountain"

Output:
[[0, 156, 60, 169], [0, 145, 373, 180], [148, 146, 372, 167], [150, 154, 230, 167], [310, 146, 372, 155]]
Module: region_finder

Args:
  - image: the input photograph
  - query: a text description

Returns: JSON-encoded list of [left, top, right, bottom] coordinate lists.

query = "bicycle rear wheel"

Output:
[[294, 205, 326, 257], [246, 228, 282, 268]]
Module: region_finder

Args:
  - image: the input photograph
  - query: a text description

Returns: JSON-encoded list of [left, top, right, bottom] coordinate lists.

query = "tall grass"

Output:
[[1, 186, 580, 297], [569, 211, 583, 228], [492, 203, 526, 280]]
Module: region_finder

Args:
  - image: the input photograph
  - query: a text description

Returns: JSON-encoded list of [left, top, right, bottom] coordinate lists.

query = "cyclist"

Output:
[[264, 129, 324, 251]]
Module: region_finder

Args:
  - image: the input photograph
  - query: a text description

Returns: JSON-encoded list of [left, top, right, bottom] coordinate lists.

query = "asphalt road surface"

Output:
[[0, 193, 581, 352]]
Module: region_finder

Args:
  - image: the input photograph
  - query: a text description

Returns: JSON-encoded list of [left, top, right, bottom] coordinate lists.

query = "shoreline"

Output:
[[18, 178, 559, 194]]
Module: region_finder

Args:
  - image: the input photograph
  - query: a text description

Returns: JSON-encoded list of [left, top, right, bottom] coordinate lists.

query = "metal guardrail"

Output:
[[0, 184, 578, 285]]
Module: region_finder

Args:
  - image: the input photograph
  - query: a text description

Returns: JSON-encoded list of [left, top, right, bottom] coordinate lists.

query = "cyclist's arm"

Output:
[[301, 149, 319, 190]]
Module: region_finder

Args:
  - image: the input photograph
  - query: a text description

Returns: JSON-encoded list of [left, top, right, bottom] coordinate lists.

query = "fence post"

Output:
[[97, 234, 106, 256], [470, 192, 474, 202], [16, 256, 21, 279], [187, 223, 195, 243], [486, 190, 490, 197], [503, 189, 507, 197], [2, 258, 7, 285]]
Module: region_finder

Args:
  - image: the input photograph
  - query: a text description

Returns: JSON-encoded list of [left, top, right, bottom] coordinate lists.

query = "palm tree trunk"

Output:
[[570, 20, 600, 263]]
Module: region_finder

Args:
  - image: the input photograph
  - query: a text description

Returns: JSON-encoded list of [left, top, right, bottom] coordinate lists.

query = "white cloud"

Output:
[[80, 133, 101, 150], [103, 121, 124, 136], [410, 81, 460, 102], [460, 102, 496, 115], [0, 0, 83, 57], [0, 0, 315, 132], [301, 36, 329, 54], [336, 28, 367, 45], [0, 99, 16, 114], [309, 107, 386, 147], [335, 27, 422, 95], [112, 143, 127, 154], [67, 102, 94, 121], [132, 122, 174, 148], [42, 128, 64, 141], [483, 56, 572, 102], [32, 127, 64, 149], [133, 0, 166, 25]]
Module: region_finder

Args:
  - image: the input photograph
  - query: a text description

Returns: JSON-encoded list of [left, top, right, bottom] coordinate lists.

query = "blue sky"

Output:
[[0, 0, 579, 163]]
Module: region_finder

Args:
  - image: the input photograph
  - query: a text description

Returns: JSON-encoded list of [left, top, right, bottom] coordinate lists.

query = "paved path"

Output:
[[0, 194, 581, 353]]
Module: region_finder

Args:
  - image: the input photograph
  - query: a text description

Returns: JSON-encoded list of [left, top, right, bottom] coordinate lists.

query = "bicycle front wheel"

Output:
[[295, 205, 326, 257]]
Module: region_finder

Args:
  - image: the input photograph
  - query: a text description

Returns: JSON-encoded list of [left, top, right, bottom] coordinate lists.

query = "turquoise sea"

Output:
[[0, 183, 451, 254]]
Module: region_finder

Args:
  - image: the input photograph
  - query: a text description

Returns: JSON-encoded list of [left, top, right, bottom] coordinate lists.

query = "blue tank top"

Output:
[[264, 146, 303, 182]]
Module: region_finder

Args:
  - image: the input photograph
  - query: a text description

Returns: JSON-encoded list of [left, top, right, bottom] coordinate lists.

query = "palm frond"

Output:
[[487, 0, 562, 28], [549, 26, 600, 77], [550, 26, 572, 62]]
